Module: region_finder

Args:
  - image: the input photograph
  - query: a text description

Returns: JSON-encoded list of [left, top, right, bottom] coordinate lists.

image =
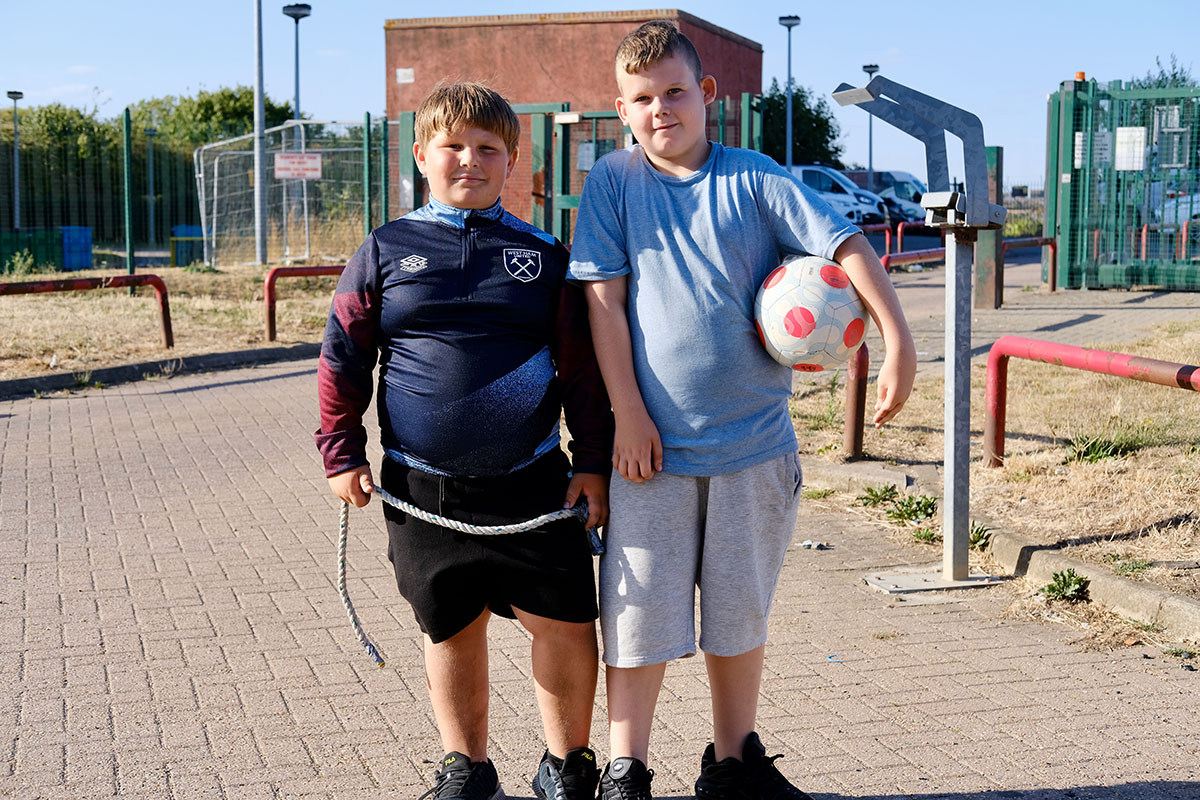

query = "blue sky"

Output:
[[2, 1, 1196, 186]]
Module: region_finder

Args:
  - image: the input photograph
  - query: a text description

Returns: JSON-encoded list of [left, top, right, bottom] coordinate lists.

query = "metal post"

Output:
[[145, 127, 157, 246], [253, 0, 267, 265], [778, 16, 800, 168], [282, 4, 310, 260], [363, 112, 372, 236], [123, 109, 134, 278], [862, 65, 879, 190], [7, 91, 21, 230], [943, 230, 974, 580], [380, 115, 389, 224]]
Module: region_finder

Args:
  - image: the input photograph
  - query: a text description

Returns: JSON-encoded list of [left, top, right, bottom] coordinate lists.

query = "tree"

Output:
[[1128, 54, 1195, 89], [760, 78, 844, 168], [127, 86, 294, 148]]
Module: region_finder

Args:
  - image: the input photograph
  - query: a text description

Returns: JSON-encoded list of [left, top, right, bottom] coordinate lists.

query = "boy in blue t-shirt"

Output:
[[317, 82, 613, 800], [569, 21, 916, 800]]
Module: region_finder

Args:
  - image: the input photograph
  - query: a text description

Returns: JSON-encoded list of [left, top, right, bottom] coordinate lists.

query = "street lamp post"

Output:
[[282, 4, 311, 260], [778, 16, 800, 169], [282, 4, 311, 122], [862, 64, 879, 191], [144, 127, 158, 246], [7, 90, 23, 230]]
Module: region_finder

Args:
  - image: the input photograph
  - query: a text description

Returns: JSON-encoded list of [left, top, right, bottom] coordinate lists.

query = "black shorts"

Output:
[[381, 449, 598, 644]]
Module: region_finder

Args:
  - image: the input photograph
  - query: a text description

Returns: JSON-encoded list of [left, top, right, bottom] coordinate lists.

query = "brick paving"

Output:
[[4, 261, 1200, 799]]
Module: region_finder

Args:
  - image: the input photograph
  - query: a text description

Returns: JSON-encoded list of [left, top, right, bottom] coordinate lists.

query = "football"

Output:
[[754, 255, 869, 371]]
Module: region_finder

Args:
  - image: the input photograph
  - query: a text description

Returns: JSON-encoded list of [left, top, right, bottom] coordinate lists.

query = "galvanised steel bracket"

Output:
[[834, 76, 1006, 588]]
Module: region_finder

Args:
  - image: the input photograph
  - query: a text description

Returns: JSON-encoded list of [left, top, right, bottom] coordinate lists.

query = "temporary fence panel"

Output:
[[194, 119, 385, 267], [1045, 78, 1200, 289]]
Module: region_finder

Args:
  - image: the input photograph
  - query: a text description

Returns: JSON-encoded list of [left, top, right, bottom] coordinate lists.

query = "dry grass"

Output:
[[0, 264, 337, 381], [791, 319, 1200, 602]]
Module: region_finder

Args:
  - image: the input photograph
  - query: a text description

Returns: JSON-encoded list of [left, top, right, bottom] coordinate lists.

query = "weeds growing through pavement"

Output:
[[855, 484, 898, 507], [1041, 568, 1090, 603]]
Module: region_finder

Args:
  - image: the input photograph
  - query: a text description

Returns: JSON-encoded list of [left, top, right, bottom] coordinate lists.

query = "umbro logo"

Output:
[[398, 254, 428, 273]]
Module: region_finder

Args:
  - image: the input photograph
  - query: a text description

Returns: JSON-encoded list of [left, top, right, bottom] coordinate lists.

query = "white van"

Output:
[[789, 165, 887, 224]]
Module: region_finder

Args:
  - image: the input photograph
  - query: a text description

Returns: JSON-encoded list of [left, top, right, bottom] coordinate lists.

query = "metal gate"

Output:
[[1045, 77, 1200, 289]]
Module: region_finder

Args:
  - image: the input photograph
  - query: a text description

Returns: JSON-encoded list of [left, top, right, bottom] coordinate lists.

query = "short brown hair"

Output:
[[414, 82, 520, 153], [614, 20, 703, 81]]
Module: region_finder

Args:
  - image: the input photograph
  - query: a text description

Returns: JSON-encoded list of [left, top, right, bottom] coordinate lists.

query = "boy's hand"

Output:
[[328, 466, 375, 507], [563, 472, 609, 529], [614, 410, 663, 482], [873, 349, 916, 427]]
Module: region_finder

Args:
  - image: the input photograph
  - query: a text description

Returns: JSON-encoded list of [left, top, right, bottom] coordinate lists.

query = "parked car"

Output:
[[790, 165, 887, 224], [878, 186, 925, 222], [787, 166, 865, 223], [845, 169, 927, 200]]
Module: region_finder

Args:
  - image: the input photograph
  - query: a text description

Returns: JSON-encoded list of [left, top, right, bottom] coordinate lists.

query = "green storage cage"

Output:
[[1044, 78, 1200, 289]]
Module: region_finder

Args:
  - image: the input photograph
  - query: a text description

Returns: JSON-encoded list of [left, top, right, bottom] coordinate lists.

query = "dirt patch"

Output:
[[0, 264, 336, 382]]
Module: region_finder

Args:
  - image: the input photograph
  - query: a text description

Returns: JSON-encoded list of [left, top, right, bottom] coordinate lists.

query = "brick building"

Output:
[[384, 10, 763, 225]]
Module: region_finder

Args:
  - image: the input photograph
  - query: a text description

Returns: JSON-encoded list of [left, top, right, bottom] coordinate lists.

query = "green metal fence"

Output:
[[1045, 78, 1200, 289]]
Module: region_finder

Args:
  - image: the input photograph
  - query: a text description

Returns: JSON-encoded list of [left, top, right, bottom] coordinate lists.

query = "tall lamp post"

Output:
[[144, 127, 158, 246], [862, 64, 879, 191], [7, 90, 23, 230], [282, 4, 311, 122], [778, 16, 800, 169], [282, 4, 311, 260]]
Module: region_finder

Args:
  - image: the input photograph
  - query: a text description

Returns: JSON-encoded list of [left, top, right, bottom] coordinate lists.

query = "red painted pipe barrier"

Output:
[[0, 273, 173, 348], [858, 223, 892, 255], [1141, 224, 1149, 260], [843, 343, 869, 458], [1001, 235, 1058, 293], [264, 265, 346, 341], [1179, 221, 1190, 261], [880, 247, 945, 273], [895, 221, 945, 253], [984, 335, 1200, 467]]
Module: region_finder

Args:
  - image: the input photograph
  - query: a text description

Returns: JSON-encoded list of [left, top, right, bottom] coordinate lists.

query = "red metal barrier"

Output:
[[895, 221, 945, 253], [264, 265, 346, 341], [859, 223, 892, 255], [984, 335, 1200, 467], [843, 343, 869, 458], [1179, 221, 1191, 261], [1001, 235, 1058, 293], [0, 273, 173, 348], [880, 247, 945, 272]]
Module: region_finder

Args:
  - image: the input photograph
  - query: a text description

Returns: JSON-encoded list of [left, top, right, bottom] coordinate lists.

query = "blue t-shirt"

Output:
[[568, 143, 859, 475]]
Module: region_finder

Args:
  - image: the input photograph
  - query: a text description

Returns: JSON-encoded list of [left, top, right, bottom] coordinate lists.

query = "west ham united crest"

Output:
[[503, 249, 542, 283]]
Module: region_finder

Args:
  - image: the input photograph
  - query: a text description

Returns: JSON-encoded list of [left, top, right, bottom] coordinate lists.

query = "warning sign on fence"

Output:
[[274, 152, 323, 180]]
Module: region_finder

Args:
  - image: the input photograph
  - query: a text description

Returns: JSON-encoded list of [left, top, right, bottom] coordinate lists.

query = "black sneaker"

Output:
[[532, 747, 601, 800], [694, 733, 812, 800], [420, 751, 505, 800], [598, 756, 654, 800]]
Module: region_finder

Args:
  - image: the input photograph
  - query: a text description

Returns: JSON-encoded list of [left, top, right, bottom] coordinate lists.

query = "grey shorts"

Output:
[[599, 452, 803, 667]]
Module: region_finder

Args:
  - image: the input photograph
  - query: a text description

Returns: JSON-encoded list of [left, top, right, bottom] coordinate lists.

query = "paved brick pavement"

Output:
[[3, 260, 1200, 799]]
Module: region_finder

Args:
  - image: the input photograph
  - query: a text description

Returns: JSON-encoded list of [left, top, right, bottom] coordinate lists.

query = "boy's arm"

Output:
[[583, 276, 663, 482], [833, 232, 916, 427], [314, 235, 383, 503], [552, 281, 615, 528]]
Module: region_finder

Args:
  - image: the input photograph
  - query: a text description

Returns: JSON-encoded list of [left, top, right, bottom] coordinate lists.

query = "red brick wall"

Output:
[[385, 10, 762, 225]]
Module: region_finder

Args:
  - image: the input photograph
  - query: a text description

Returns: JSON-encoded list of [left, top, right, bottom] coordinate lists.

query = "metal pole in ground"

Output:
[[943, 230, 975, 580], [123, 109, 134, 280], [7, 91, 21, 230], [253, 0, 267, 265]]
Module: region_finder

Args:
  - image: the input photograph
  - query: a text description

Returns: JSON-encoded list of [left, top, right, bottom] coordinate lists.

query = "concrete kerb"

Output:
[[803, 459, 1200, 644], [0, 342, 321, 401]]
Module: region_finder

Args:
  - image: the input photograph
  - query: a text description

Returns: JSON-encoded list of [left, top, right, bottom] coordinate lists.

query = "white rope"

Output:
[[337, 489, 599, 668]]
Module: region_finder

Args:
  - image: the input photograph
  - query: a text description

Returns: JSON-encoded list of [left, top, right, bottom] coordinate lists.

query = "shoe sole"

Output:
[[532, 763, 562, 800]]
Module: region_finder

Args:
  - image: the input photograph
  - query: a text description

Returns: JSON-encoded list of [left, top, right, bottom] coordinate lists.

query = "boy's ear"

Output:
[[615, 95, 628, 125], [506, 146, 519, 178], [701, 75, 717, 105], [413, 141, 427, 175]]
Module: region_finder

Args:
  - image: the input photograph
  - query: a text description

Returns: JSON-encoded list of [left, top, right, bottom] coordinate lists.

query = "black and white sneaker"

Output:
[[694, 733, 812, 800], [532, 747, 601, 800], [598, 756, 654, 800], [420, 751, 505, 800]]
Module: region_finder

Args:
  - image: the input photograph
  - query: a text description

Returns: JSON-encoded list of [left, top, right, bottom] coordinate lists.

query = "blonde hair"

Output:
[[414, 82, 520, 152], [614, 20, 703, 81]]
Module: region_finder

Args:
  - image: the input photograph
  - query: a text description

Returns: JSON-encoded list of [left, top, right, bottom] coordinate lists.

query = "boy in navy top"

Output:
[[569, 22, 916, 800], [316, 82, 613, 800]]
